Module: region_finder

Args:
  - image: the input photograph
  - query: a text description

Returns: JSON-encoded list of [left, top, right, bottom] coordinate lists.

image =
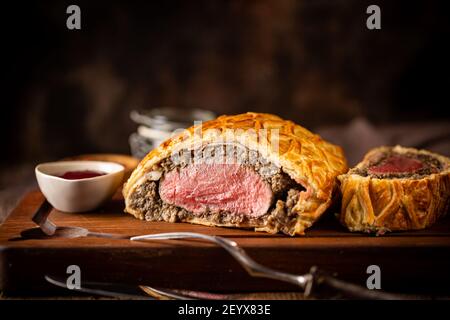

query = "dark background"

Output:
[[2, 0, 450, 165]]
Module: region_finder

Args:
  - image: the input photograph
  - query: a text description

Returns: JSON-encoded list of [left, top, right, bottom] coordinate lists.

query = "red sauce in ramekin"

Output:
[[58, 170, 106, 180]]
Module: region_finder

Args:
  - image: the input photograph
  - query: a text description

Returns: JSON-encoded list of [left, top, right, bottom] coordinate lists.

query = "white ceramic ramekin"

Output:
[[35, 161, 124, 212]]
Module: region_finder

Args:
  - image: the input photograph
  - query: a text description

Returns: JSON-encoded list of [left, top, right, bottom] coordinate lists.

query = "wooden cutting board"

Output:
[[1, 190, 450, 296]]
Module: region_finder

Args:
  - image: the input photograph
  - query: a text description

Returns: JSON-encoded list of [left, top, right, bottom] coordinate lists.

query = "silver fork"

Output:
[[132, 232, 312, 292], [131, 232, 425, 300]]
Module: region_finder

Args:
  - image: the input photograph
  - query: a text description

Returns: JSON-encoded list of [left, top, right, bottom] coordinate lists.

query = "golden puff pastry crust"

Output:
[[338, 146, 450, 233], [123, 112, 348, 235]]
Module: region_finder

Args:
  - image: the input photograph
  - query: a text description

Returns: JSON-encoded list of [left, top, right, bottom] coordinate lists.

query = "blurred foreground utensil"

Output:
[[45, 275, 153, 299], [45, 274, 304, 300], [140, 286, 306, 300]]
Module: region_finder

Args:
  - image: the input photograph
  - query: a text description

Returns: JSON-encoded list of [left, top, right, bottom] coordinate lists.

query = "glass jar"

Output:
[[129, 107, 216, 159]]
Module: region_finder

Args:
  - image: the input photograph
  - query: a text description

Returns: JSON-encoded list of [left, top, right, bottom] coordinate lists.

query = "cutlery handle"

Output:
[[310, 267, 429, 300], [87, 231, 131, 239], [31, 199, 56, 236]]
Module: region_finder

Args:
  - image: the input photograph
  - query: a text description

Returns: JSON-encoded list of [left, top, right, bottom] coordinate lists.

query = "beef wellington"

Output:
[[123, 112, 348, 235], [338, 145, 450, 233]]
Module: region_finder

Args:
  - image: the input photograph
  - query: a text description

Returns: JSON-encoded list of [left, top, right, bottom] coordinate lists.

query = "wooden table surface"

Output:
[[1, 190, 450, 296]]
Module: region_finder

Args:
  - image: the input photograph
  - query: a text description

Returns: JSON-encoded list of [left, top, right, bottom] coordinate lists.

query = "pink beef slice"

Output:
[[159, 163, 273, 217], [368, 155, 423, 174]]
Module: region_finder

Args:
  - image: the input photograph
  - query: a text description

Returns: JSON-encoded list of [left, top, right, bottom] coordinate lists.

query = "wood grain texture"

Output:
[[1, 190, 450, 296]]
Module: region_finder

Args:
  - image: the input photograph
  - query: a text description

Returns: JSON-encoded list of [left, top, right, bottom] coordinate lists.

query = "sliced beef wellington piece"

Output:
[[338, 146, 450, 233], [123, 112, 348, 235]]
